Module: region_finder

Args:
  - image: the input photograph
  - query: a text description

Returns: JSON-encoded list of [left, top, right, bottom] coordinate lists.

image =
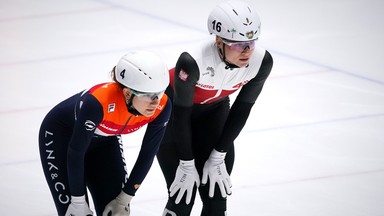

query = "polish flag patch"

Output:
[[178, 69, 189, 81]]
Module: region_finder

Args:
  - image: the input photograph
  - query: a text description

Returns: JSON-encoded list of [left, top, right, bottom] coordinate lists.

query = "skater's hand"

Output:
[[65, 195, 93, 216], [103, 191, 133, 216], [202, 149, 232, 198], [170, 159, 200, 204]]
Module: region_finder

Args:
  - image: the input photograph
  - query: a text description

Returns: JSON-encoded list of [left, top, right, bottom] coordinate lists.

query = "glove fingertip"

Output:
[[186, 195, 191, 205], [220, 189, 226, 198], [201, 176, 207, 184], [169, 183, 176, 191], [170, 190, 177, 197], [102, 210, 109, 216], [175, 195, 182, 204]]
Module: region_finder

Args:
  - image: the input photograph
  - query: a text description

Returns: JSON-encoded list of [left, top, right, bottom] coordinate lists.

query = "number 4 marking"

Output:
[[120, 69, 126, 79]]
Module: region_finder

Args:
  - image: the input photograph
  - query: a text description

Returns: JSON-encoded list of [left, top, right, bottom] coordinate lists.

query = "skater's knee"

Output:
[[162, 198, 194, 216], [201, 198, 227, 216]]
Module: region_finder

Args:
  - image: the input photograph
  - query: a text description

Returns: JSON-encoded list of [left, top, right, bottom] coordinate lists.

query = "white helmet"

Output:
[[208, 0, 261, 41], [115, 50, 169, 93]]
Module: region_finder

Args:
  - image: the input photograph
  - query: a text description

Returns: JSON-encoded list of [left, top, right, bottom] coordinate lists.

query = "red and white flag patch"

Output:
[[178, 69, 189, 81]]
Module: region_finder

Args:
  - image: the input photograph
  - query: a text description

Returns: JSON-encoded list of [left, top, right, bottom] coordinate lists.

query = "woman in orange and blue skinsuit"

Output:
[[39, 51, 171, 216]]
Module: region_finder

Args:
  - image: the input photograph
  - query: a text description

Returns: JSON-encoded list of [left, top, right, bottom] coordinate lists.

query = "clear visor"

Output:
[[222, 39, 256, 52], [130, 89, 164, 102]]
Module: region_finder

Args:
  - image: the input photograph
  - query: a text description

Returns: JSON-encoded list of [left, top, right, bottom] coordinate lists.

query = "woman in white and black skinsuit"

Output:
[[157, 1, 273, 215]]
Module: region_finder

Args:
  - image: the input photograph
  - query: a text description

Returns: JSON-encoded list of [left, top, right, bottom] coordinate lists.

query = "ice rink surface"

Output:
[[1, 0, 384, 215]]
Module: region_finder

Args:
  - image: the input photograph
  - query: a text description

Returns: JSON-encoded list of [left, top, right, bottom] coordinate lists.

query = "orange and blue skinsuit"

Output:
[[39, 82, 171, 216]]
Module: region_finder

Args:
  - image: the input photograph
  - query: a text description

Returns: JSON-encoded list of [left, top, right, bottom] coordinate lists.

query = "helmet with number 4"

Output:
[[208, 0, 261, 41], [115, 50, 169, 93]]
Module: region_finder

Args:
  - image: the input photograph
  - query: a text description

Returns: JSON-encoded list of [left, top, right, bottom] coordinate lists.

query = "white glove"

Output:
[[65, 195, 93, 216], [169, 159, 200, 204], [102, 191, 133, 216], [202, 149, 232, 198]]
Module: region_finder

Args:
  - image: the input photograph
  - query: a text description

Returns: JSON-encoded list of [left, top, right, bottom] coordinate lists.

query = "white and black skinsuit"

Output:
[[157, 40, 273, 216]]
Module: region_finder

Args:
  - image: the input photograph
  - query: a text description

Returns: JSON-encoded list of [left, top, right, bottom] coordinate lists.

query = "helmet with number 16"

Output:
[[207, 0, 261, 41], [115, 50, 169, 93]]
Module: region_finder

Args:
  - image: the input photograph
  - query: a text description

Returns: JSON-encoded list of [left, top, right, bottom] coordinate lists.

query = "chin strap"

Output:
[[126, 94, 142, 116], [218, 44, 239, 69]]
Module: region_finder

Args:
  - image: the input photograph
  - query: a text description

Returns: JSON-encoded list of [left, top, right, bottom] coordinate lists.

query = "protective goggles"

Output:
[[130, 89, 164, 102], [221, 39, 256, 52]]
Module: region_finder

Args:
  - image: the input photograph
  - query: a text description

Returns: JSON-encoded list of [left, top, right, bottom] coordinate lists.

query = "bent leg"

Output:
[[157, 137, 197, 215], [199, 143, 234, 216], [85, 136, 127, 215], [39, 118, 72, 216]]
